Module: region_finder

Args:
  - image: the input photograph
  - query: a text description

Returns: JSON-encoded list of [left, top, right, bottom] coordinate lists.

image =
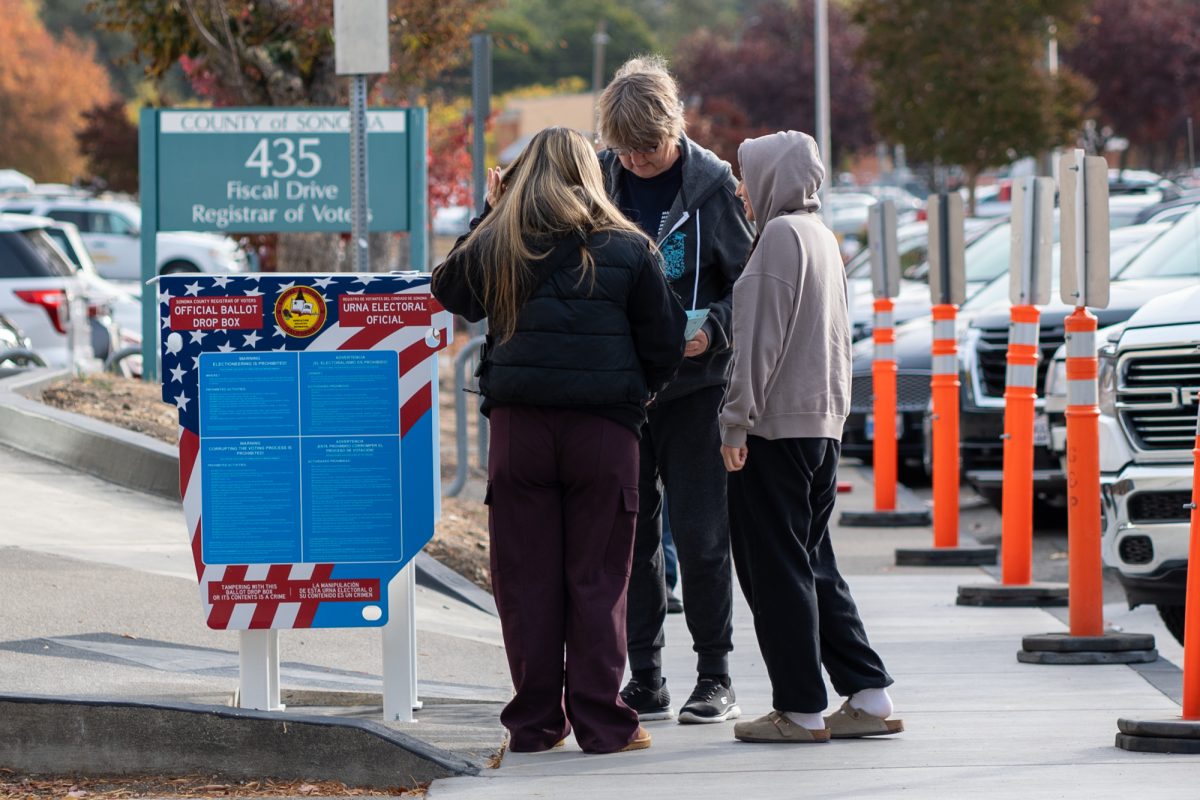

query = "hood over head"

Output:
[[737, 130, 823, 228]]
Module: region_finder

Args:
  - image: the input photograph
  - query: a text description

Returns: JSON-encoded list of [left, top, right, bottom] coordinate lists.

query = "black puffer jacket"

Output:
[[432, 227, 686, 435]]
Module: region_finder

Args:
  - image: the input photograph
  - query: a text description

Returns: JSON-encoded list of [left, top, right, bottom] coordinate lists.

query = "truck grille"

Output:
[[1118, 349, 1200, 452], [1127, 491, 1193, 524], [973, 322, 1065, 398], [850, 371, 931, 414]]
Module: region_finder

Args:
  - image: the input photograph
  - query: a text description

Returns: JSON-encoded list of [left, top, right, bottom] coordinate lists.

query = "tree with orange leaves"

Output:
[[0, 0, 113, 183]]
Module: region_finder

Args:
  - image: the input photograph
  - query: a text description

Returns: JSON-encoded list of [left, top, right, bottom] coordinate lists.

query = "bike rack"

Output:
[[445, 335, 488, 497], [0, 348, 47, 368]]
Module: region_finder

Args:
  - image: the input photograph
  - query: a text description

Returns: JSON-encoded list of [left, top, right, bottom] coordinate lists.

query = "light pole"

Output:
[[814, 0, 832, 211]]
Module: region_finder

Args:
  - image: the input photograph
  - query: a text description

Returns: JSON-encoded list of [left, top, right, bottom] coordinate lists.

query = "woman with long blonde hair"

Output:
[[432, 126, 686, 754]]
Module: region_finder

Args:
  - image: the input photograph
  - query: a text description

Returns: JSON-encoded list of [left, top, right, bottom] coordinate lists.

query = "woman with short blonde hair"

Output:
[[432, 126, 686, 754]]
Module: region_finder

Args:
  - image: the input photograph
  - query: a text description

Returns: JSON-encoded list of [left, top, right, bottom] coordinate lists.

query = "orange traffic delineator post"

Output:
[[1116, 364, 1200, 752], [957, 305, 1065, 606], [841, 299, 931, 528], [895, 304, 995, 566], [1020, 309, 1155, 663], [873, 297, 898, 511]]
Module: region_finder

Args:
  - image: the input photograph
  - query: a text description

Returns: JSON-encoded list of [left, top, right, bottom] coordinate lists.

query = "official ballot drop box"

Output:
[[158, 272, 449, 630]]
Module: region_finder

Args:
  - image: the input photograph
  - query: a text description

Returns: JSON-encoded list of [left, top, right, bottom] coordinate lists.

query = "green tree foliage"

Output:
[[1063, 0, 1200, 170], [92, 0, 496, 106], [486, 0, 658, 94], [675, 0, 872, 169], [853, 0, 1089, 204]]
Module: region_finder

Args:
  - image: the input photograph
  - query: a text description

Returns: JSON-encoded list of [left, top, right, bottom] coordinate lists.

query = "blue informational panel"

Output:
[[159, 272, 450, 630]]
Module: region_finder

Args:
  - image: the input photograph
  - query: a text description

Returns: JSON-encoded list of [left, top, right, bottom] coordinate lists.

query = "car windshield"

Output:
[[1115, 206, 1200, 279]]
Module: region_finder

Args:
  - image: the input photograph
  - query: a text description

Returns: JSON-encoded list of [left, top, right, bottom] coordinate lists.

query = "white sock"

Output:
[[849, 688, 893, 719], [782, 711, 826, 730]]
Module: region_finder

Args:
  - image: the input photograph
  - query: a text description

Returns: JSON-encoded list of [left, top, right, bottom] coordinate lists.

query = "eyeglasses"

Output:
[[612, 144, 660, 157]]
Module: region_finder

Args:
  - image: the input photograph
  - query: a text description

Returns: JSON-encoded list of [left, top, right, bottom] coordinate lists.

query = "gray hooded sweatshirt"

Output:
[[719, 131, 851, 448]]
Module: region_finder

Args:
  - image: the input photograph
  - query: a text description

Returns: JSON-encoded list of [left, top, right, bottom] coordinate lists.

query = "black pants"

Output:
[[487, 406, 641, 754], [627, 386, 734, 676], [728, 436, 892, 713]]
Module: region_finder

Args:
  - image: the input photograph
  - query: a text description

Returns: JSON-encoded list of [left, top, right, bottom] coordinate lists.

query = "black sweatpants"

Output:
[[627, 385, 734, 676], [727, 436, 893, 713]]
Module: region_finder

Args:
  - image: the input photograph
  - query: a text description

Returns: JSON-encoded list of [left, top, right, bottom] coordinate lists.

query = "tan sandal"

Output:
[[824, 701, 904, 738], [734, 711, 831, 743]]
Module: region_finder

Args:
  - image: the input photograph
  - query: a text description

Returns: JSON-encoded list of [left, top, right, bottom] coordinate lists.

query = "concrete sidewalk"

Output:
[[430, 466, 1197, 799]]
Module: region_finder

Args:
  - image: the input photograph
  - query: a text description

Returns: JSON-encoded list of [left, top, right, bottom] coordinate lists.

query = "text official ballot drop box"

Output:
[[158, 273, 449, 630]]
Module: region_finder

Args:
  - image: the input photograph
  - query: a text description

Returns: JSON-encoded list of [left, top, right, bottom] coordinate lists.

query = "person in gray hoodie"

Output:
[[719, 130, 903, 744]]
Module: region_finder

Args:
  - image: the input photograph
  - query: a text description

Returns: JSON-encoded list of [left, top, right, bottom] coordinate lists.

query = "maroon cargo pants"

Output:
[[486, 405, 642, 754]]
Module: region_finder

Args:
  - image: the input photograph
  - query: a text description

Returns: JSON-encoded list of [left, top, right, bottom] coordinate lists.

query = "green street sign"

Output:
[[138, 106, 429, 381], [151, 109, 413, 233]]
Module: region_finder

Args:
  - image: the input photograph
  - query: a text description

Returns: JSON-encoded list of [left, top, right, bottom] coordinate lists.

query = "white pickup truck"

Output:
[[1090, 284, 1200, 646]]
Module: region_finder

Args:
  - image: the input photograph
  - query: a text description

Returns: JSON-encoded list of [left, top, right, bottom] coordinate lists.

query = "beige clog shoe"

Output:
[[733, 710, 831, 743], [824, 701, 905, 738]]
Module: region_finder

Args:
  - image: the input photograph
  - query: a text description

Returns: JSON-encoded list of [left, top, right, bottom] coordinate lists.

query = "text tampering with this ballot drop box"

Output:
[[159, 273, 449, 631]]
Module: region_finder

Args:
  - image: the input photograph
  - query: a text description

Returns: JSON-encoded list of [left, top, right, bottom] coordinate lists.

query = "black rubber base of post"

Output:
[[895, 546, 998, 567], [1116, 718, 1200, 754], [956, 582, 1069, 607], [839, 509, 932, 527], [1018, 631, 1158, 664]]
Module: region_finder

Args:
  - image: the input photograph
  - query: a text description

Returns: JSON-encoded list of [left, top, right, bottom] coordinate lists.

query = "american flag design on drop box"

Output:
[[158, 273, 450, 630]]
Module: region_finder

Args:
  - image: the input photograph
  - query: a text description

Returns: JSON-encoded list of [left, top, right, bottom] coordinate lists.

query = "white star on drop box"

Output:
[[217, 342, 236, 353], [169, 365, 186, 383], [189, 330, 205, 344], [173, 392, 191, 411], [211, 276, 233, 288], [243, 330, 263, 347], [184, 282, 202, 296], [314, 276, 336, 289]]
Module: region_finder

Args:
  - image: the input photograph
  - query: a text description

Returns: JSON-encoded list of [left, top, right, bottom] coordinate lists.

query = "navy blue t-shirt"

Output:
[[619, 154, 684, 240]]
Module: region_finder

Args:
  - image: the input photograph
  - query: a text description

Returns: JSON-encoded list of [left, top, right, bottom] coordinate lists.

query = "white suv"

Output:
[[0, 194, 248, 281], [0, 214, 93, 370]]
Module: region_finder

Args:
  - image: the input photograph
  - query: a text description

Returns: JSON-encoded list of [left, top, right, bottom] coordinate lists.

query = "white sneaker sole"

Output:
[[635, 708, 675, 721], [678, 704, 741, 724]]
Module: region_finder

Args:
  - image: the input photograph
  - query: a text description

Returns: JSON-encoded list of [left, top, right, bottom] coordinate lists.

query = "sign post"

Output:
[[957, 177, 1067, 606], [841, 200, 931, 527], [1022, 149, 1156, 666], [334, 0, 390, 273], [895, 193, 995, 566]]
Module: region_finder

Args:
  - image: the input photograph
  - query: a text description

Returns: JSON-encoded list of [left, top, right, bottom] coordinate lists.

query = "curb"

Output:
[[0, 693, 479, 789], [0, 368, 179, 500]]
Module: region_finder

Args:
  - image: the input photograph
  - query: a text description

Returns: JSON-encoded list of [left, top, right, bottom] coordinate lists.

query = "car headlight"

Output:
[[1098, 344, 1117, 417], [1045, 357, 1067, 398]]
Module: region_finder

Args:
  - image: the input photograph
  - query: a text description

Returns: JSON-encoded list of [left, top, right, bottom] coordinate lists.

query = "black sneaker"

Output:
[[678, 677, 740, 724], [666, 594, 684, 614], [620, 677, 673, 721]]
